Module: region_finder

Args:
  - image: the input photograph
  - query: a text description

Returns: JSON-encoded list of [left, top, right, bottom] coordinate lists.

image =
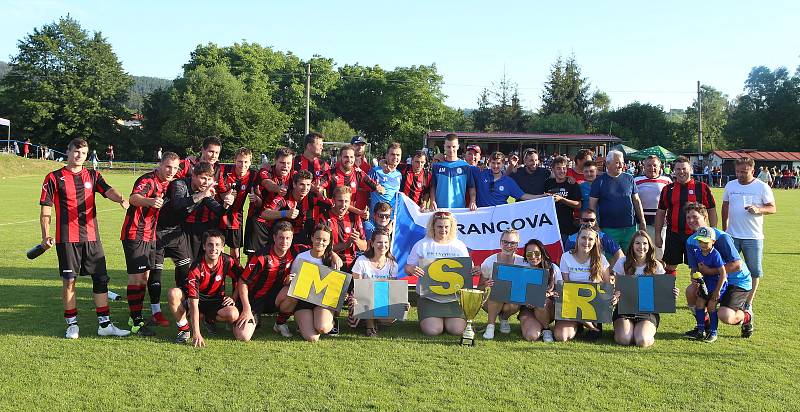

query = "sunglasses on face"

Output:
[[501, 240, 518, 247], [525, 251, 542, 257]]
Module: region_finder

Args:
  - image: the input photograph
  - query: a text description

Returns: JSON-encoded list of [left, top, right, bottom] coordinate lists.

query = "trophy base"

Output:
[[460, 336, 475, 346]]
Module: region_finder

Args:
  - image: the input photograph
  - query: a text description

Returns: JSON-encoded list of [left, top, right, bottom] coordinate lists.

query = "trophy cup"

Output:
[[457, 288, 491, 346]]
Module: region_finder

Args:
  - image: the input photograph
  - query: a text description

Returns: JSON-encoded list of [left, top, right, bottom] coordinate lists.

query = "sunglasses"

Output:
[[501, 240, 518, 247], [525, 251, 542, 257], [434, 211, 452, 218]]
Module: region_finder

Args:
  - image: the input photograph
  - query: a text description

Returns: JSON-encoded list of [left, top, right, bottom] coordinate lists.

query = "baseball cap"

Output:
[[466, 144, 481, 154], [350, 135, 367, 145], [694, 226, 716, 243]]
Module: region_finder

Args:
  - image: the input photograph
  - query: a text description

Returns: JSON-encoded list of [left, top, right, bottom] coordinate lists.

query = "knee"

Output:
[[92, 274, 109, 294], [421, 324, 443, 336], [168, 288, 183, 302], [523, 328, 541, 342], [635, 336, 654, 348], [614, 333, 632, 346], [553, 329, 570, 342], [304, 334, 320, 343]]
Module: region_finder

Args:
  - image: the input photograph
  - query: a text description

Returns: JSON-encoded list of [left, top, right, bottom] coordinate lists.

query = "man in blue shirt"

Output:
[[589, 150, 646, 251], [509, 148, 551, 195], [564, 208, 624, 265], [475, 152, 537, 207], [368, 142, 403, 212], [684, 202, 754, 338], [429, 133, 476, 210]]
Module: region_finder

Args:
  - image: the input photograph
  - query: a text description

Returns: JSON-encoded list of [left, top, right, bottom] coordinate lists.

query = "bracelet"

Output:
[[280, 210, 287, 218]]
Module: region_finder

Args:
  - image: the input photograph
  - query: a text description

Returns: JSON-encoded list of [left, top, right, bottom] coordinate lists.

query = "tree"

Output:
[[470, 74, 526, 132], [0, 16, 131, 151], [316, 118, 357, 143], [600, 102, 673, 149], [540, 55, 592, 123], [162, 65, 290, 157], [526, 113, 585, 134], [675, 86, 729, 153]]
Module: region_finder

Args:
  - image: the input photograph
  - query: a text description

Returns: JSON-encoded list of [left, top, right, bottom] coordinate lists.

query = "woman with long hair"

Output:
[[553, 225, 613, 342], [517, 238, 561, 343]]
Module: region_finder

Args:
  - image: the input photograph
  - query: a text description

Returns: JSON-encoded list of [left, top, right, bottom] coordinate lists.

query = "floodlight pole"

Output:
[[305, 63, 311, 136], [697, 81, 703, 153]]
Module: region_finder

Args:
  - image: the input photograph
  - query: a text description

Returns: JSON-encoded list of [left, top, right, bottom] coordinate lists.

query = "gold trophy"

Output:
[[457, 288, 491, 346]]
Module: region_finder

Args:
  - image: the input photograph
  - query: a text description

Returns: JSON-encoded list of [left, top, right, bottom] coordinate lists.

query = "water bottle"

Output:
[[692, 272, 709, 300], [26, 244, 48, 259]]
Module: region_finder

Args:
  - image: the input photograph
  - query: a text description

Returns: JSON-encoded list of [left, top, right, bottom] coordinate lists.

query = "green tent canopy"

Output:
[[611, 144, 638, 156], [628, 145, 677, 162]]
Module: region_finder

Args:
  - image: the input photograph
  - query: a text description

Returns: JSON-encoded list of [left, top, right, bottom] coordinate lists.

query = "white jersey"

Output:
[[634, 175, 672, 218]]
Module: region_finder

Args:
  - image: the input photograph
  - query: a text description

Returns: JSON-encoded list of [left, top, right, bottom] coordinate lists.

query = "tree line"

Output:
[[0, 16, 797, 161]]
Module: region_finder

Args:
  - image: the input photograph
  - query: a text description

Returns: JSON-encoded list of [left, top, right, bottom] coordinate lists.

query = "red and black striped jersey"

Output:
[[185, 254, 241, 301], [319, 210, 364, 270], [240, 245, 308, 299], [254, 166, 293, 222], [120, 171, 170, 242], [293, 155, 329, 186], [318, 166, 378, 205], [218, 165, 260, 230], [174, 158, 224, 181], [40, 167, 112, 243], [399, 164, 432, 206], [268, 193, 333, 238], [353, 158, 372, 209], [658, 179, 716, 235]]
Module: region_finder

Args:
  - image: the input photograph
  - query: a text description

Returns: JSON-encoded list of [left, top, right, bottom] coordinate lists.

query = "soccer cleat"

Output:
[[149, 312, 170, 327], [687, 329, 706, 341], [129, 318, 156, 337], [174, 330, 191, 344], [273, 323, 293, 338], [704, 332, 718, 343], [542, 329, 555, 343], [742, 310, 754, 338], [483, 324, 496, 340], [98, 322, 131, 337], [499, 319, 511, 334], [65, 324, 79, 339]]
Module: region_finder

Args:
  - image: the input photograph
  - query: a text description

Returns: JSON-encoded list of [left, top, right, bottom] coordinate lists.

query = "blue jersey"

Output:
[[368, 166, 402, 211], [474, 168, 525, 207], [565, 230, 621, 259], [432, 159, 474, 208], [590, 172, 638, 228], [686, 228, 752, 290]]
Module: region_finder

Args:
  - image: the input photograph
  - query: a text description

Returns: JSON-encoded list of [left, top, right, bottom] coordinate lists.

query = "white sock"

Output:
[[151, 304, 161, 314]]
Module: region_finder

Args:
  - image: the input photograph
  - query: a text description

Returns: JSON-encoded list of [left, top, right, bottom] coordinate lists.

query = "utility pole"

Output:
[[305, 63, 311, 135], [697, 81, 703, 153]]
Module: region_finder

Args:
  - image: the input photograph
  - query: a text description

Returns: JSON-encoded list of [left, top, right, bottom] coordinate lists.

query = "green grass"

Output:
[[1, 157, 798, 411]]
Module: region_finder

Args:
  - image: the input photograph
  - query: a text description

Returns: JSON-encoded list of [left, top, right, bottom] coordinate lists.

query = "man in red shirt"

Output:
[[218, 148, 260, 262], [39, 138, 130, 339], [293, 132, 330, 194], [566, 149, 594, 184], [167, 229, 244, 346], [262, 170, 332, 246], [319, 145, 383, 218], [175, 136, 222, 179], [244, 147, 294, 256], [351, 135, 372, 172], [399, 150, 432, 210], [122, 152, 180, 334], [319, 186, 367, 272]]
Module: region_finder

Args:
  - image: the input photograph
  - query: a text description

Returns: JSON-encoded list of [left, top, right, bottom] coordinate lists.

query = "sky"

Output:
[[1, 0, 799, 112]]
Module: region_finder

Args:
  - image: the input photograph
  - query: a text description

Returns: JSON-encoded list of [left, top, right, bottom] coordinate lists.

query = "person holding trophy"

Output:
[[405, 211, 480, 336]]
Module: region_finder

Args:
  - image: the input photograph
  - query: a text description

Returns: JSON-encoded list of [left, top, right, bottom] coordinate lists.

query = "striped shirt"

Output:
[[658, 179, 716, 235], [40, 167, 112, 243]]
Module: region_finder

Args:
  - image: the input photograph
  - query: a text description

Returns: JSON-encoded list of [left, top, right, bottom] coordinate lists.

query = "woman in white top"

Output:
[[478, 229, 525, 340], [349, 228, 405, 337], [517, 238, 560, 343], [554, 226, 613, 342], [288, 223, 342, 342], [611, 230, 677, 348], [404, 211, 481, 336]]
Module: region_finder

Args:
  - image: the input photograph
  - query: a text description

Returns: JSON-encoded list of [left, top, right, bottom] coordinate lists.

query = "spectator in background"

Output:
[[89, 150, 99, 170], [634, 155, 672, 259], [579, 160, 598, 212], [464, 144, 482, 169], [589, 150, 646, 251], [12, 141, 19, 156], [106, 144, 114, 168], [22, 138, 30, 158], [756, 166, 772, 186], [157, 147, 163, 161]]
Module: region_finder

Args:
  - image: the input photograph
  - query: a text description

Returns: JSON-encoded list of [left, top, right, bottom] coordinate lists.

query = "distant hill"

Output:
[[127, 75, 173, 112]]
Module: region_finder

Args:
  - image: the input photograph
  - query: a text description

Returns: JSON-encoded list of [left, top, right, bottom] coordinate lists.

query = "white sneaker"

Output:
[[499, 319, 511, 334], [483, 324, 495, 340], [98, 322, 131, 337], [273, 323, 293, 338], [542, 329, 555, 343], [65, 324, 79, 339]]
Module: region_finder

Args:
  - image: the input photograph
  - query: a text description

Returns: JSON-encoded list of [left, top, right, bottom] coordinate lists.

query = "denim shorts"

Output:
[[733, 237, 763, 278]]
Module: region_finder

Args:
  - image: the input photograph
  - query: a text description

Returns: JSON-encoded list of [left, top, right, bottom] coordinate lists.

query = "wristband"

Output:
[[280, 210, 287, 218]]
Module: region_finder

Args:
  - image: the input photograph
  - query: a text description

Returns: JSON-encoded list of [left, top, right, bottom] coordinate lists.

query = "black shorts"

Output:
[[55, 241, 108, 282], [243, 217, 271, 256], [182, 298, 230, 321], [663, 231, 691, 266], [185, 223, 214, 260], [720, 285, 749, 310], [294, 300, 317, 311], [237, 284, 283, 316], [155, 228, 193, 284], [122, 240, 156, 274], [225, 228, 244, 249], [612, 307, 660, 328]]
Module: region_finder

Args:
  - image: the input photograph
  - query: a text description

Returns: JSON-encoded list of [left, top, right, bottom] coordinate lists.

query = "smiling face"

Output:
[[673, 161, 691, 184], [433, 219, 451, 242], [606, 154, 624, 176], [274, 154, 293, 177], [203, 235, 224, 262], [412, 154, 426, 173], [339, 148, 355, 171], [443, 139, 459, 161], [191, 172, 214, 192], [67, 145, 88, 168], [499, 232, 520, 257], [643, 157, 661, 178], [272, 228, 293, 255], [524, 243, 543, 267], [312, 229, 331, 254], [736, 163, 755, 184], [235, 153, 252, 177], [293, 178, 312, 199], [372, 233, 390, 256], [333, 191, 350, 217], [686, 209, 707, 232], [631, 234, 650, 259], [157, 157, 180, 182], [524, 152, 539, 172], [201, 144, 221, 165], [386, 147, 402, 169], [576, 228, 597, 254]]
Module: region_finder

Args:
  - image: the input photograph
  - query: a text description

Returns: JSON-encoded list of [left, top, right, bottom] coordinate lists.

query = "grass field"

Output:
[[1, 155, 799, 411]]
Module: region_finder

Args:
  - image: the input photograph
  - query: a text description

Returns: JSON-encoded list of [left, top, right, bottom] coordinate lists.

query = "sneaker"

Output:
[[273, 322, 293, 338], [684, 326, 700, 338], [174, 330, 191, 344], [483, 324, 496, 340], [203, 320, 217, 336], [65, 324, 79, 339], [129, 318, 155, 337], [499, 319, 511, 334], [542, 329, 555, 343], [98, 322, 132, 337], [704, 332, 718, 343], [741, 310, 754, 338], [149, 312, 170, 327], [687, 329, 707, 341], [327, 318, 340, 336]]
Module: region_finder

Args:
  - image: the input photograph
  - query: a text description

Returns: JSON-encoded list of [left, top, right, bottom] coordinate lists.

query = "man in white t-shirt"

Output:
[[634, 155, 672, 259], [722, 157, 776, 317], [478, 229, 525, 339]]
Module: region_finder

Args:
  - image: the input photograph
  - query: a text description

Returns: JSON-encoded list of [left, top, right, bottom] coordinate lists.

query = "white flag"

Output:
[[0, 118, 9, 127]]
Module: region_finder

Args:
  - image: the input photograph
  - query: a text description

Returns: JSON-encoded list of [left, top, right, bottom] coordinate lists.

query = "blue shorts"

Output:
[[703, 274, 728, 299], [733, 237, 763, 278]]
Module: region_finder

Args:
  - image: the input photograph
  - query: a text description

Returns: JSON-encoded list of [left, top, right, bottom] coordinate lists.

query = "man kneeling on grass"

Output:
[[167, 229, 247, 346]]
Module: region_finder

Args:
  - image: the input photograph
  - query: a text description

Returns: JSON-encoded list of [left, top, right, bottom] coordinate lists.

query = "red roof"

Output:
[[711, 150, 800, 162], [426, 131, 621, 142]]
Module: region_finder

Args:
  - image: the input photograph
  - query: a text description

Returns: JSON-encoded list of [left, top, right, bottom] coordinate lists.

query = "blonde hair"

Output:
[[426, 210, 458, 242]]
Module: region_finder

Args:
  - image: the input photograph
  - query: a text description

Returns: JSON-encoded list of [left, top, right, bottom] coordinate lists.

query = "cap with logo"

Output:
[[694, 226, 716, 243]]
